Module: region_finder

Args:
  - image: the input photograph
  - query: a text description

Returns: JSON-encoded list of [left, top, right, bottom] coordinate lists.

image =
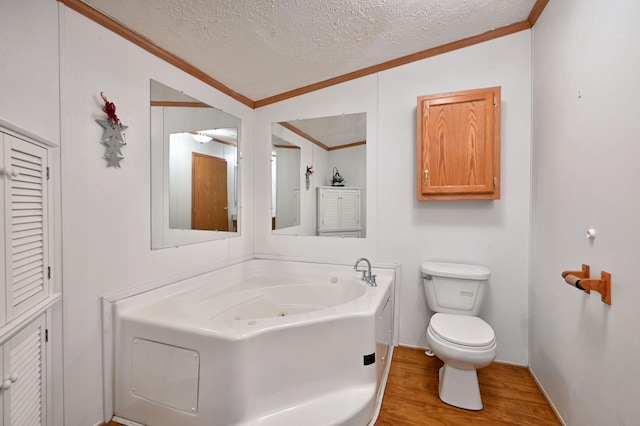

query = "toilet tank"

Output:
[[421, 262, 490, 316]]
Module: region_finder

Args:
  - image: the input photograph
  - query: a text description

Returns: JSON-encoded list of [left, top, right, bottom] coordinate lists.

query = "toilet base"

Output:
[[438, 364, 483, 410]]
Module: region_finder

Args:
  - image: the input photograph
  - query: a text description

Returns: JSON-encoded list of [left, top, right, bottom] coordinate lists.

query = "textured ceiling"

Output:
[[285, 113, 367, 147], [82, 0, 537, 102]]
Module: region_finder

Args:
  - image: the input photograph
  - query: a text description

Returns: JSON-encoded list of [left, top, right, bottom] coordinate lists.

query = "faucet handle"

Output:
[[369, 274, 377, 286], [354, 265, 368, 281]]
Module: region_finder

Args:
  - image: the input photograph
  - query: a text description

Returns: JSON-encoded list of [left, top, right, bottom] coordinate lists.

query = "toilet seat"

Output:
[[429, 313, 495, 347]]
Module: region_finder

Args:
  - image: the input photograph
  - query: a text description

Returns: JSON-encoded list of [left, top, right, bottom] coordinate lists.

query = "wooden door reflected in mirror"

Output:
[[192, 153, 228, 231]]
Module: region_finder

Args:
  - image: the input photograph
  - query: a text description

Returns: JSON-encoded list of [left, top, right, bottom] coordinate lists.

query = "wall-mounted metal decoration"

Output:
[[96, 92, 127, 168]]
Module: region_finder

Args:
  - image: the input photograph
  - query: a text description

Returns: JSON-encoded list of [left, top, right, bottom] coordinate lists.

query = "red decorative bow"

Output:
[[101, 92, 121, 126]]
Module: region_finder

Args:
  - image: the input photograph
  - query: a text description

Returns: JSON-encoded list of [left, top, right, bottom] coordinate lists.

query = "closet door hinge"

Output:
[[493, 177, 498, 188], [45, 329, 49, 342], [47, 266, 51, 279], [47, 166, 50, 180]]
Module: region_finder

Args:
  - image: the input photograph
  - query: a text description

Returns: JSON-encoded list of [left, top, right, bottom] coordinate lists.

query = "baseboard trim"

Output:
[[528, 367, 566, 426]]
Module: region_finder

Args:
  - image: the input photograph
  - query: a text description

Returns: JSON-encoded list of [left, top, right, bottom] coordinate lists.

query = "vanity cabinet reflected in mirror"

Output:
[[151, 80, 241, 249], [271, 113, 366, 237]]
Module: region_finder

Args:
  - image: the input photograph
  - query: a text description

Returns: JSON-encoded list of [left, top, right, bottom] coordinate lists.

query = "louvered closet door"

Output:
[[3, 315, 47, 426], [3, 135, 49, 320]]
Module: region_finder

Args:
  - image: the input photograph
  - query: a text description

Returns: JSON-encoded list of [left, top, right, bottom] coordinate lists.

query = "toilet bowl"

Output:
[[426, 313, 496, 410], [421, 261, 497, 410]]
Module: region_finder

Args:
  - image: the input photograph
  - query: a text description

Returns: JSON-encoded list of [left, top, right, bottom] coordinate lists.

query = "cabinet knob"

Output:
[[0, 374, 18, 391], [0, 167, 20, 180]]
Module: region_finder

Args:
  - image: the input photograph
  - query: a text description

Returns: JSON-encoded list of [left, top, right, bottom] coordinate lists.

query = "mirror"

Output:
[[271, 113, 366, 237], [151, 80, 241, 249]]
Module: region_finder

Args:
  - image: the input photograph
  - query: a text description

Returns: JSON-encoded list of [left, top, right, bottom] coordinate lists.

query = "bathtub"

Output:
[[107, 259, 396, 426]]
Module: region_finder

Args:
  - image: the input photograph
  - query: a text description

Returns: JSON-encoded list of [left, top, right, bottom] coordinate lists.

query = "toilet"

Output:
[[421, 261, 497, 410]]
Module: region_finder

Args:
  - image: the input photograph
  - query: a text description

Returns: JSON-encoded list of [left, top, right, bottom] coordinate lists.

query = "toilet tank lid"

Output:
[[421, 262, 490, 280]]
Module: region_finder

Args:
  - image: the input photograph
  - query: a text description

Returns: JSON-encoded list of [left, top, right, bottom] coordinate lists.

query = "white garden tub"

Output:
[[109, 259, 395, 426]]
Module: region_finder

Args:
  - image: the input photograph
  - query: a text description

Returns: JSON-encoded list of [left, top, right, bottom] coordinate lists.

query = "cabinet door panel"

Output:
[[3, 135, 49, 319], [4, 315, 46, 426], [417, 87, 500, 200], [339, 190, 360, 229], [319, 189, 341, 229]]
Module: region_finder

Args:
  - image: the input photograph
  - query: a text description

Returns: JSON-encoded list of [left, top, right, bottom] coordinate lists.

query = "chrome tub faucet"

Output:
[[354, 258, 377, 287]]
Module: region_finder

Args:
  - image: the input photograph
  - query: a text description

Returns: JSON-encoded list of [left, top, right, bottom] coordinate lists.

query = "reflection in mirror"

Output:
[[271, 113, 366, 237], [272, 136, 301, 230], [169, 128, 237, 231], [151, 80, 241, 249]]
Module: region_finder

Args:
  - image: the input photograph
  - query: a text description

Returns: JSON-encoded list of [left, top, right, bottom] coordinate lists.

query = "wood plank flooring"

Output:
[[376, 346, 561, 425], [106, 346, 561, 426]]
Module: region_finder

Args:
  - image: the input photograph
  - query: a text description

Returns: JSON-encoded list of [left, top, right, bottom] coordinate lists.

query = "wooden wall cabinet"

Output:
[[417, 86, 501, 200]]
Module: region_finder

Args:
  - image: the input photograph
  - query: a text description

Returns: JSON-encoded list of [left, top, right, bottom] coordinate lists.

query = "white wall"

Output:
[[58, 6, 254, 425], [0, 0, 60, 144], [531, 1, 640, 424], [256, 31, 532, 365], [327, 145, 366, 189]]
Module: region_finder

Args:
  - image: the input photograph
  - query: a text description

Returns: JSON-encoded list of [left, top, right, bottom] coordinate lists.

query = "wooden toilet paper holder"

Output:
[[561, 264, 611, 305]]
